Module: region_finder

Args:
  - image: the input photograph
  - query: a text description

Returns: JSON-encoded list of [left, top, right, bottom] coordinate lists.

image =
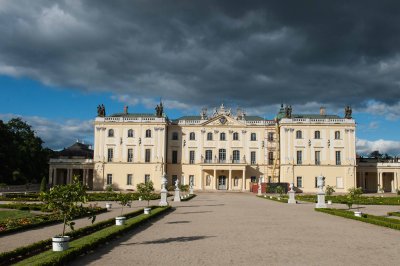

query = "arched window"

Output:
[[108, 129, 114, 137], [220, 132, 226, 141], [314, 130, 320, 139], [296, 130, 302, 139], [145, 129, 152, 138], [233, 150, 240, 163], [250, 133, 256, 141], [189, 132, 195, 140], [335, 131, 340, 139], [172, 132, 179, 140], [127, 129, 134, 138], [207, 132, 213, 141], [233, 132, 239, 141]]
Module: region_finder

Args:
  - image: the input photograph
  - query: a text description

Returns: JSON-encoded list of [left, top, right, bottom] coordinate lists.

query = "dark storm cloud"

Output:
[[1, 0, 400, 111]]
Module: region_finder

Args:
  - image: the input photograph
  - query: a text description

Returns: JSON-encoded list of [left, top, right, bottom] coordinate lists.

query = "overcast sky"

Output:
[[1, 0, 400, 155]]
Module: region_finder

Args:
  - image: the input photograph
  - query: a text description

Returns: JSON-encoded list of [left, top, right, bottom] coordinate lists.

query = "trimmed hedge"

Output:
[[15, 206, 172, 266], [0, 208, 147, 266], [257, 195, 288, 203], [0, 207, 107, 237], [297, 195, 400, 205], [387, 211, 400, 217], [181, 194, 196, 201], [87, 192, 160, 201], [315, 208, 400, 231], [0, 203, 47, 212]]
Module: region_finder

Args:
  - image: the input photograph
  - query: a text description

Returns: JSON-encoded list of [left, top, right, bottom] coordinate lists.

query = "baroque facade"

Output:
[[90, 103, 360, 193]]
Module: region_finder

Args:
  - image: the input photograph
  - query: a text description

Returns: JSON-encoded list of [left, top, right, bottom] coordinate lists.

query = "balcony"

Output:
[[202, 158, 246, 164]]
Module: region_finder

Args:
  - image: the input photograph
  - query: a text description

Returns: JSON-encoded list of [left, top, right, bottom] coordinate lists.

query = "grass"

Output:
[[14, 206, 171, 266], [315, 208, 400, 231], [388, 211, 400, 217], [0, 210, 35, 222]]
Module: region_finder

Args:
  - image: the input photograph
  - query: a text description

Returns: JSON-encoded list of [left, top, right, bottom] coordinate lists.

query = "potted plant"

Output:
[[136, 181, 154, 214], [326, 185, 335, 204], [179, 184, 189, 198], [40, 177, 96, 251], [115, 192, 132, 225], [105, 185, 115, 210], [348, 187, 363, 217]]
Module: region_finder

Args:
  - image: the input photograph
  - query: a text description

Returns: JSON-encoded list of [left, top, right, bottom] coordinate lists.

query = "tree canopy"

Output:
[[0, 118, 54, 185]]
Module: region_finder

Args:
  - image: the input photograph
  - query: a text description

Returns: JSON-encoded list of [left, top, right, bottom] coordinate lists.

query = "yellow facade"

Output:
[[92, 104, 358, 192]]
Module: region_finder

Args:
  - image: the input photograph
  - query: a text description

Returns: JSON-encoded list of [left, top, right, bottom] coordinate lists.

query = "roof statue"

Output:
[[155, 101, 164, 118], [213, 103, 232, 117], [284, 104, 292, 118], [345, 105, 352, 119], [200, 108, 208, 120], [97, 104, 106, 117]]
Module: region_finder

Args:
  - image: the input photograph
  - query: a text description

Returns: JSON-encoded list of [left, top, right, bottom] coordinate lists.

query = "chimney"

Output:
[[124, 105, 128, 114], [320, 107, 326, 116]]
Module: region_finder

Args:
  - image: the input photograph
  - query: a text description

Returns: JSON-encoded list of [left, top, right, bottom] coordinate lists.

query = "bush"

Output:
[[325, 185, 335, 196], [136, 181, 155, 207]]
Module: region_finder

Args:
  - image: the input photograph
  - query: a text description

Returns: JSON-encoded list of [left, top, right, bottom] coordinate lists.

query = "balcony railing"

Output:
[[202, 158, 246, 164]]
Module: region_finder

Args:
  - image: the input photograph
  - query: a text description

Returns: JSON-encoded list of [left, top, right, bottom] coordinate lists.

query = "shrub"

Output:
[[116, 193, 132, 217], [275, 185, 284, 196], [136, 181, 155, 207], [347, 187, 363, 210], [325, 185, 335, 196]]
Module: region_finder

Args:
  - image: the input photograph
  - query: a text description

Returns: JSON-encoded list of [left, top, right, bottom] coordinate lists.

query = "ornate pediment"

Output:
[[201, 114, 245, 126]]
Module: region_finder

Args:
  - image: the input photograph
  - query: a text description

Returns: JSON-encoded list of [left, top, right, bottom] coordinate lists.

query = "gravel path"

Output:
[[0, 199, 162, 253], [71, 193, 400, 266]]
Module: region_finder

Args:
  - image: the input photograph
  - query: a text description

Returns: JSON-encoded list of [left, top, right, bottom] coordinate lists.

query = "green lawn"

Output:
[[0, 210, 35, 222]]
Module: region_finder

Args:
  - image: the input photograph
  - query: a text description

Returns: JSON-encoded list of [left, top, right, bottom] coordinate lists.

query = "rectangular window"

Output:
[[250, 133, 257, 141], [268, 132, 274, 141], [296, 176, 302, 188], [172, 150, 178, 164], [127, 148, 133, 162], [219, 149, 226, 163], [268, 152, 274, 165], [189, 175, 194, 186], [205, 150, 212, 163], [233, 150, 240, 163], [107, 148, 113, 162], [181, 175, 185, 185], [297, 150, 302, 165], [107, 174, 112, 185], [127, 174, 132, 185], [315, 177, 318, 188], [251, 151, 256, 164], [336, 177, 344, 189], [145, 174, 150, 184], [336, 151, 341, 165], [189, 150, 195, 164], [315, 151, 320, 165], [145, 149, 151, 163]]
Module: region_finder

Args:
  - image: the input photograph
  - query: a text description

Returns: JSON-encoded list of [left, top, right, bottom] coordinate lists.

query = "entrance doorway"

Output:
[[218, 176, 227, 190]]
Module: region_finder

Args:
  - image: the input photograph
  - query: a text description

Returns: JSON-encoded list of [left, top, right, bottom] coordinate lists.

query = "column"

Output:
[[377, 171, 382, 193], [213, 168, 217, 190], [391, 174, 396, 193], [228, 169, 232, 191], [48, 167, 53, 186], [199, 168, 203, 190], [242, 169, 246, 191]]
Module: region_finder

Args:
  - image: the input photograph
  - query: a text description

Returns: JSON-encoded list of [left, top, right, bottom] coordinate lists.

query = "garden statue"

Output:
[[174, 178, 181, 202], [159, 174, 169, 206], [288, 183, 296, 204], [315, 175, 327, 208], [257, 177, 262, 196]]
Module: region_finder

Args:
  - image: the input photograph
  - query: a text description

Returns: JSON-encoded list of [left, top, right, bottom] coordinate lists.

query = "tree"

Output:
[[136, 181, 155, 207], [40, 176, 47, 192], [347, 187, 363, 210], [368, 151, 382, 159], [40, 176, 95, 236], [325, 185, 335, 196], [116, 192, 132, 217]]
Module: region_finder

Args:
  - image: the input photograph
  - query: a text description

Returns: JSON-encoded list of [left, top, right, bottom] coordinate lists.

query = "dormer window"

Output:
[[108, 129, 114, 137]]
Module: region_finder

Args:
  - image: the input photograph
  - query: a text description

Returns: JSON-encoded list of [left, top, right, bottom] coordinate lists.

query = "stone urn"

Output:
[[144, 207, 151, 215], [115, 216, 126, 226], [327, 200, 332, 205], [52, 236, 70, 252], [354, 211, 362, 217], [106, 203, 112, 210]]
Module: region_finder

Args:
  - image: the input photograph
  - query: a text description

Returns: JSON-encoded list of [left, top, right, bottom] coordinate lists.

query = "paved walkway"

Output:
[[72, 193, 400, 266], [0, 199, 162, 253]]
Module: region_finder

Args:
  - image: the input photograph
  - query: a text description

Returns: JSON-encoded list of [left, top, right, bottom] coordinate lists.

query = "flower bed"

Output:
[[0, 207, 107, 236], [315, 208, 400, 230], [14, 206, 171, 266], [0, 208, 149, 265], [297, 195, 400, 205]]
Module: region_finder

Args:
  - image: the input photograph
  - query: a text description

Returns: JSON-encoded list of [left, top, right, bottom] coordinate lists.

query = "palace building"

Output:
[[76, 102, 359, 193], [48, 102, 399, 193]]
